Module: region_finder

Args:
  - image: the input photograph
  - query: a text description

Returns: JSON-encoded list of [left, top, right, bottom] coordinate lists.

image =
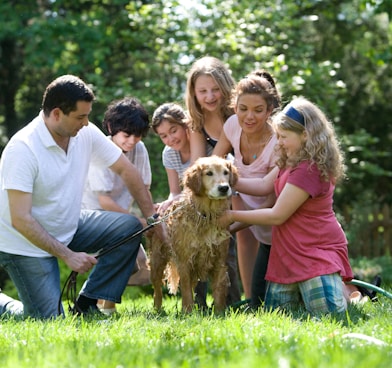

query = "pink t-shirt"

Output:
[[224, 115, 277, 244], [266, 161, 353, 284]]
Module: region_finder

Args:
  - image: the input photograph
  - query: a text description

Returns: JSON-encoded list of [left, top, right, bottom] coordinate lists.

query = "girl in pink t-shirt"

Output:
[[219, 97, 354, 315]]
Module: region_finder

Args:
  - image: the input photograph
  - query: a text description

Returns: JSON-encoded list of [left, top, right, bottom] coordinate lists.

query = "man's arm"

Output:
[[110, 154, 167, 241], [8, 189, 97, 274], [109, 154, 157, 219]]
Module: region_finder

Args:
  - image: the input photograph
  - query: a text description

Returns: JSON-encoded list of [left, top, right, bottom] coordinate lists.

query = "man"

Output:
[[0, 75, 164, 319]]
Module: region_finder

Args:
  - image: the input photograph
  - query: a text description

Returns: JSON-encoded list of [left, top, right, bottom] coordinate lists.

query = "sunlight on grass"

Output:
[[1, 292, 391, 368]]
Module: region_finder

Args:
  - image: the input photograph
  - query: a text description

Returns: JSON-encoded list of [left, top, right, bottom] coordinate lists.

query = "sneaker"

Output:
[[356, 275, 382, 302], [369, 275, 382, 302], [69, 302, 105, 317], [0, 289, 24, 315], [98, 307, 117, 316], [127, 268, 151, 286]]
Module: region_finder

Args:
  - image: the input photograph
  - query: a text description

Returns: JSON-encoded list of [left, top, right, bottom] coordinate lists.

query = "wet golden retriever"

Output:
[[149, 155, 238, 313]]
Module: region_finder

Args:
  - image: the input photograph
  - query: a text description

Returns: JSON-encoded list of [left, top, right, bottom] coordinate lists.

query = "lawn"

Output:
[[1, 256, 391, 368]]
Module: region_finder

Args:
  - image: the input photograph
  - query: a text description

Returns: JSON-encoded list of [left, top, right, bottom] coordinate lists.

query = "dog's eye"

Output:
[[223, 170, 229, 176], [206, 170, 213, 176]]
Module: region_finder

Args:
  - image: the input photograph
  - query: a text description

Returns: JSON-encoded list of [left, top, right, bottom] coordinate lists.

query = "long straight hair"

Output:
[[185, 56, 235, 132]]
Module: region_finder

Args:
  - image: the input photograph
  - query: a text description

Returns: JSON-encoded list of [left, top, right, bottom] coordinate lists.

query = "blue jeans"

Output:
[[0, 210, 142, 319]]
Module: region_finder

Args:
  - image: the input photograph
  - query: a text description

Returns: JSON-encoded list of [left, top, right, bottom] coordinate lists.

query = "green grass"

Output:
[[1, 256, 391, 368], [1, 292, 391, 368]]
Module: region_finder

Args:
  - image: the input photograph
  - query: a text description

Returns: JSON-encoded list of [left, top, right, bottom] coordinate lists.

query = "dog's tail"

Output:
[[165, 261, 180, 295]]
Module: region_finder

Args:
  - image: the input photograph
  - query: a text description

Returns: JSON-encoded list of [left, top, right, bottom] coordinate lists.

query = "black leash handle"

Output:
[[58, 221, 159, 315], [95, 222, 155, 259]]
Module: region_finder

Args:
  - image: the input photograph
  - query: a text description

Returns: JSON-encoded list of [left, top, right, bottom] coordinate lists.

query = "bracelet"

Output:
[[146, 213, 159, 225]]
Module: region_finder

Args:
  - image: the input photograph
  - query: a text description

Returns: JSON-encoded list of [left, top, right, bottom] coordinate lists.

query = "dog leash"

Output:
[[58, 205, 187, 315]]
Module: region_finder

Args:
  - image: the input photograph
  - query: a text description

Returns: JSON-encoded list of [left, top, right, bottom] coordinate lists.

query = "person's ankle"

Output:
[[97, 300, 116, 310]]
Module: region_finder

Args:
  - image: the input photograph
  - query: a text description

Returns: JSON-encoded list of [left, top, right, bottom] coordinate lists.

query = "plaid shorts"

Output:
[[265, 273, 347, 314]]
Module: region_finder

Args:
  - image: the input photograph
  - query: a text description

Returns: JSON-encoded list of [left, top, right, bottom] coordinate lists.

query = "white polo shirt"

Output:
[[0, 112, 121, 257]]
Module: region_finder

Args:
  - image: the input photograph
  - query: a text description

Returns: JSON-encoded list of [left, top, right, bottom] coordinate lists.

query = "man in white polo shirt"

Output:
[[0, 75, 164, 318]]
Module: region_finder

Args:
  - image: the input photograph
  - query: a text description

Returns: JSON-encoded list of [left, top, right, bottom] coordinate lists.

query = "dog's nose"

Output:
[[218, 184, 229, 193]]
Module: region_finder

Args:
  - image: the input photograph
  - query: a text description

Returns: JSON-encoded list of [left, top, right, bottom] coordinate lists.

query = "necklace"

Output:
[[243, 128, 272, 161]]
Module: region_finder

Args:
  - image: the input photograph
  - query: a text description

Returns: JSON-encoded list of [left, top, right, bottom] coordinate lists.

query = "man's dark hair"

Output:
[[103, 97, 150, 137], [42, 75, 95, 117]]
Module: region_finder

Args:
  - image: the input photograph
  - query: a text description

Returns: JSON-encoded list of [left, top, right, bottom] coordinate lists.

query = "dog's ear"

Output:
[[184, 164, 203, 195], [227, 161, 239, 186]]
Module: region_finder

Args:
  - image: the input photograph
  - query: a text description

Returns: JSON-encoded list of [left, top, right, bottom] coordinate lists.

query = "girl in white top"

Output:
[[151, 103, 190, 212], [82, 97, 152, 314]]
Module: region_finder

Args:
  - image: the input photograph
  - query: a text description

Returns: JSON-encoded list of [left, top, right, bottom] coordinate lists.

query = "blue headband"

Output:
[[284, 106, 305, 126]]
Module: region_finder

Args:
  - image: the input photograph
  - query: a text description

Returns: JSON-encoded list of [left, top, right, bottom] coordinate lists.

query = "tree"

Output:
[[0, 0, 391, 206]]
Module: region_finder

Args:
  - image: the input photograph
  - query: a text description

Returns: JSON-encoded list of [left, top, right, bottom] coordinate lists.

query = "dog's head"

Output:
[[183, 155, 239, 198]]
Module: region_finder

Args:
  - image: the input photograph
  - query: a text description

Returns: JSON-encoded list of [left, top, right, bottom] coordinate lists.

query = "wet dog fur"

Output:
[[149, 155, 238, 313]]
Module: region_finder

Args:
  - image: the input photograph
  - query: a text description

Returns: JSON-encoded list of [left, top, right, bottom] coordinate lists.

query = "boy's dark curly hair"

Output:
[[103, 97, 150, 137]]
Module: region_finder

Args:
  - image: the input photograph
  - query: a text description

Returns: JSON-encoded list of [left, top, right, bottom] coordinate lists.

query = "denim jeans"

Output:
[[0, 209, 142, 319]]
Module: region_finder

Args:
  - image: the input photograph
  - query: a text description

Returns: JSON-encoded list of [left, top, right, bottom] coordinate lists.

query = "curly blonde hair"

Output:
[[273, 97, 346, 183], [185, 56, 235, 132]]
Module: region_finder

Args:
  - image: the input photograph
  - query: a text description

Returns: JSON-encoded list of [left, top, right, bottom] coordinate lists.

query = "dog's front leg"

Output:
[[150, 243, 169, 311], [211, 263, 229, 314], [179, 272, 194, 313]]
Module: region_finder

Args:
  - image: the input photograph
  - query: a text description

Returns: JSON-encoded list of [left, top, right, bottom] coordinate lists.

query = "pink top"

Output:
[[224, 115, 277, 244], [266, 161, 353, 284]]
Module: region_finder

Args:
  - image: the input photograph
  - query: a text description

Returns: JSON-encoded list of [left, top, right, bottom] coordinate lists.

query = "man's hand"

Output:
[[63, 251, 98, 274], [8, 189, 98, 273]]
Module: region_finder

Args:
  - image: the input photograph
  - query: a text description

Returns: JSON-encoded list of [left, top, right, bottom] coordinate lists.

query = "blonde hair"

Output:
[[273, 96, 346, 182], [185, 56, 235, 132]]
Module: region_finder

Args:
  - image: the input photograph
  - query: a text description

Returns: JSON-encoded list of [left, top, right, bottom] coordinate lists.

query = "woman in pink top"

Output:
[[214, 70, 281, 308], [219, 96, 354, 315]]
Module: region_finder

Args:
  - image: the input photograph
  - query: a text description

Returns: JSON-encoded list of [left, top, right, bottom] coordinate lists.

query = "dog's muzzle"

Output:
[[208, 184, 232, 199], [218, 184, 230, 194]]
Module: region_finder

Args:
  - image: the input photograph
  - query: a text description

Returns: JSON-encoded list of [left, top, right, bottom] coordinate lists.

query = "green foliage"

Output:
[[0, 0, 391, 239], [350, 255, 392, 284]]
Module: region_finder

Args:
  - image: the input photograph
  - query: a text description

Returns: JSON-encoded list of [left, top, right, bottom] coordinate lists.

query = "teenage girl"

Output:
[[185, 56, 241, 307], [213, 70, 280, 307]]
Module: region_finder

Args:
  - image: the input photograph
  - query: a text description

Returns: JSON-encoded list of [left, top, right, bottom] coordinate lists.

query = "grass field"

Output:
[[1, 256, 391, 368]]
